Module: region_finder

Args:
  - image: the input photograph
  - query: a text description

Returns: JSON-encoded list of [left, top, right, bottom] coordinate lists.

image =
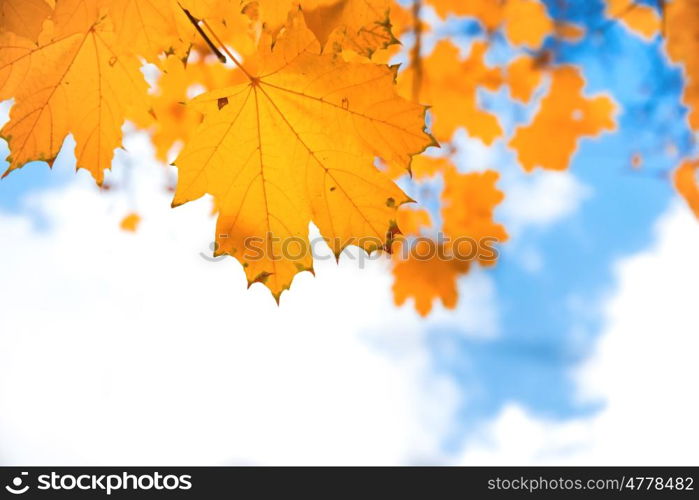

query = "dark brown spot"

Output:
[[386, 197, 396, 207], [217, 97, 229, 110]]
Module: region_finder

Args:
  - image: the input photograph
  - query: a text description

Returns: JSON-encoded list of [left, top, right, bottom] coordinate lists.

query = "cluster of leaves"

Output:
[[0, 0, 697, 315]]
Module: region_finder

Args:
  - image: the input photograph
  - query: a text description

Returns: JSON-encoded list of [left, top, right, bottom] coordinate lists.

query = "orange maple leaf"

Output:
[[674, 160, 699, 219], [174, 9, 433, 299], [666, 0, 699, 131], [0, 0, 148, 184], [393, 240, 470, 317], [400, 40, 503, 144], [510, 66, 616, 172], [431, 0, 553, 48], [0, 0, 52, 41], [605, 0, 661, 40]]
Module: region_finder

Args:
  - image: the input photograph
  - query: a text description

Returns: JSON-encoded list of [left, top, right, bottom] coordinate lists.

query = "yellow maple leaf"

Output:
[[0, 0, 148, 185], [674, 160, 699, 219], [0, 0, 53, 41], [173, 9, 433, 299], [666, 0, 699, 131], [510, 66, 616, 172], [400, 40, 503, 144]]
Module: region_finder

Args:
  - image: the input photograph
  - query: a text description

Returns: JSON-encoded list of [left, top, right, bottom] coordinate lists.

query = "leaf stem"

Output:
[[179, 5, 227, 64]]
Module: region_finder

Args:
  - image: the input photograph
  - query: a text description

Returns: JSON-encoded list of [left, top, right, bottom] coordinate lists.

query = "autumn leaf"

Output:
[[174, 9, 433, 299], [396, 206, 432, 236], [409, 154, 452, 180], [392, 164, 506, 316], [0, 0, 52, 41], [674, 160, 699, 219], [401, 40, 503, 144], [0, 0, 149, 185], [606, 0, 660, 41], [392, 240, 470, 317], [507, 54, 547, 103], [666, 0, 699, 131], [510, 66, 616, 172], [431, 0, 553, 49], [441, 168, 508, 266]]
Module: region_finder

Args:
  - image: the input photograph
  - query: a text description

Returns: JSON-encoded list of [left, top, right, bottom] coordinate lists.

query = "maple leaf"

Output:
[[0, 0, 53, 41], [666, 0, 699, 131], [392, 164, 507, 316], [0, 0, 149, 185], [396, 206, 432, 236], [173, 9, 433, 299], [441, 168, 508, 266], [392, 240, 470, 317], [605, 0, 660, 40], [510, 66, 616, 172], [431, 0, 553, 49], [243, 0, 396, 57], [507, 54, 547, 103], [674, 160, 699, 219], [400, 40, 503, 144]]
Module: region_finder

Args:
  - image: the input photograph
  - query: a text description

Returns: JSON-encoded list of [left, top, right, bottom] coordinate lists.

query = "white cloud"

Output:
[[0, 132, 507, 465], [500, 170, 591, 235], [458, 203, 699, 465]]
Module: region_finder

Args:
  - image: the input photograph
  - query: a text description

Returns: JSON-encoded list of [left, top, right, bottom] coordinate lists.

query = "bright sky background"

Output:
[[0, 0, 697, 465]]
